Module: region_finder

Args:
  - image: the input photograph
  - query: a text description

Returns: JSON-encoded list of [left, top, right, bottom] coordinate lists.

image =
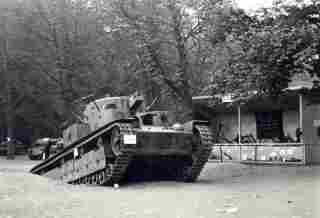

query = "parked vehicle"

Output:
[[28, 138, 63, 160]]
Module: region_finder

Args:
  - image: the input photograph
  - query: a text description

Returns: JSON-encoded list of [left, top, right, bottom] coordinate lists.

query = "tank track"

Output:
[[183, 124, 213, 182], [106, 123, 135, 184], [69, 122, 135, 186]]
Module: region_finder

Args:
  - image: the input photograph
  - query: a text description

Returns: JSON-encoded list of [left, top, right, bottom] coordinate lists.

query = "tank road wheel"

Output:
[[97, 172, 103, 185], [97, 173, 101, 185], [85, 176, 89, 184], [92, 174, 97, 185], [110, 127, 122, 156], [101, 171, 106, 183], [95, 174, 99, 185]]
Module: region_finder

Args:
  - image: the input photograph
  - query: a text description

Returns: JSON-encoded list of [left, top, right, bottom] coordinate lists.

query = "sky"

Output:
[[235, 0, 275, 11]]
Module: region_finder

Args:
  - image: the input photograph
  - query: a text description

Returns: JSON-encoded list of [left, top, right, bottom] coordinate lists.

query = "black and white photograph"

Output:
[[0, 0, 319, 217]]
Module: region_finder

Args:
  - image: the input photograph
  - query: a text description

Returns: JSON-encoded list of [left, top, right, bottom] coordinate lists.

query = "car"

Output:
[[28, 138, 64, 160], [28, 138, 49, 160]]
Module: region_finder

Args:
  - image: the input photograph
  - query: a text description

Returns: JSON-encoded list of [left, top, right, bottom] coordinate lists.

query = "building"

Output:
[[193, 79, 320, 165]]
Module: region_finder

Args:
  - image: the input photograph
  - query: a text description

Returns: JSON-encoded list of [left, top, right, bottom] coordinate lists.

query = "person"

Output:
[[296, 128, 302, 142], [44, 140, 52, 159]]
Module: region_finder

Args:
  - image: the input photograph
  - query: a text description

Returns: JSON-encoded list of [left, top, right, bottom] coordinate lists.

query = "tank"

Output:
[[30, 94, 213, 185]]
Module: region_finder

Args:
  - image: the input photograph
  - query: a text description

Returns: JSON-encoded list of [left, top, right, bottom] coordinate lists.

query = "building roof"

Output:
[[193, 74, 320, 115]]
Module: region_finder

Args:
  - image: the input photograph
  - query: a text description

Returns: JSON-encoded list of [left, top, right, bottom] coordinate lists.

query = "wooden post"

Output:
[[299, 94, 303, 142], [254, 144, 258, 162], [299, 94, 306, 164], [238, 106, 242, 160]]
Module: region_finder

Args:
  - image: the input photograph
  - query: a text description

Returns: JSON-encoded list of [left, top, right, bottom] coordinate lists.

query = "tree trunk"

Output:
[[5, 79, 14, 159], [1, 11, 15, 159]]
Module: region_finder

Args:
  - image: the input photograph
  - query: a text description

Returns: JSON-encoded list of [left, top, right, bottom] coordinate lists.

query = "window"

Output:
[[255, 111, 284, 140]]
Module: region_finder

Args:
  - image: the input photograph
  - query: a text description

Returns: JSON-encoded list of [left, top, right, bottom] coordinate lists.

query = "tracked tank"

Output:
[[30, 94, 213, 185]]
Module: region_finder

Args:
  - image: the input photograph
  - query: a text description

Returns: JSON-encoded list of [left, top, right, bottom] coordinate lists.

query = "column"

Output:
[[238, 105, 242, 160], [299, 94, 306, 164]]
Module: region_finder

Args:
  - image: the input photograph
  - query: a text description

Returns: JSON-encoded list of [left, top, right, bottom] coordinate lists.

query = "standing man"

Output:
[[43, 139, 52, 160]]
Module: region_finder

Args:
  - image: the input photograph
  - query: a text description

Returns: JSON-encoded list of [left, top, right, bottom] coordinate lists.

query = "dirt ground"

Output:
[[0, 156, 319, 218]]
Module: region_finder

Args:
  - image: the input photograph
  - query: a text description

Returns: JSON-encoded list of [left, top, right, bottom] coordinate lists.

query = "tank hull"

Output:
[[30, 119, 212, 185]]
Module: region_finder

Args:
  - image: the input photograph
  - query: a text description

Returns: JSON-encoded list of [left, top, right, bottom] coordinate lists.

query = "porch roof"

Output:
[[193, 87, 320, 115]]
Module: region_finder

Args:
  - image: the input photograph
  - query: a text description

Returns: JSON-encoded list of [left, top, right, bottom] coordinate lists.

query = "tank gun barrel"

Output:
[[145, 96, 159, 112]]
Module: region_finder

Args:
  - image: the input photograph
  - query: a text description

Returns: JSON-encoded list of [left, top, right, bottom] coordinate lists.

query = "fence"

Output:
[[209, 142, 306, 165]]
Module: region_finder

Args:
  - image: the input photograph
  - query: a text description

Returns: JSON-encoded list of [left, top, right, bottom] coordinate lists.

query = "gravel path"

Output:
[[0, 156, 319, 218]]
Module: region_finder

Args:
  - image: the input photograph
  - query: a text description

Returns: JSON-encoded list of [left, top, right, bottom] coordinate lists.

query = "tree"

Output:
[[11, 0, 117, 128], [0, 0, 22, 159], [0, 0, 118, 143], [104, 0, 246, 120], [207, 0, 320, 97]]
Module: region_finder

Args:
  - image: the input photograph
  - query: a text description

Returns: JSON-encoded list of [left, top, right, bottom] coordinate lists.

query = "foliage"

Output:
[[0, 0, 319, 143], [211, 0, 320, 97]]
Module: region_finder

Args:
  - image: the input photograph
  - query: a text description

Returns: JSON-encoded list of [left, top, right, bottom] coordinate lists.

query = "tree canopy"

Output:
[[0, 0, 319, 144]]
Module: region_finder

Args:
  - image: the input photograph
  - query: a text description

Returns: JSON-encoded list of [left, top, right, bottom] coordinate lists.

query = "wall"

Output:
[[216, 112, 256, 141], [302, 99, 320, 164]]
